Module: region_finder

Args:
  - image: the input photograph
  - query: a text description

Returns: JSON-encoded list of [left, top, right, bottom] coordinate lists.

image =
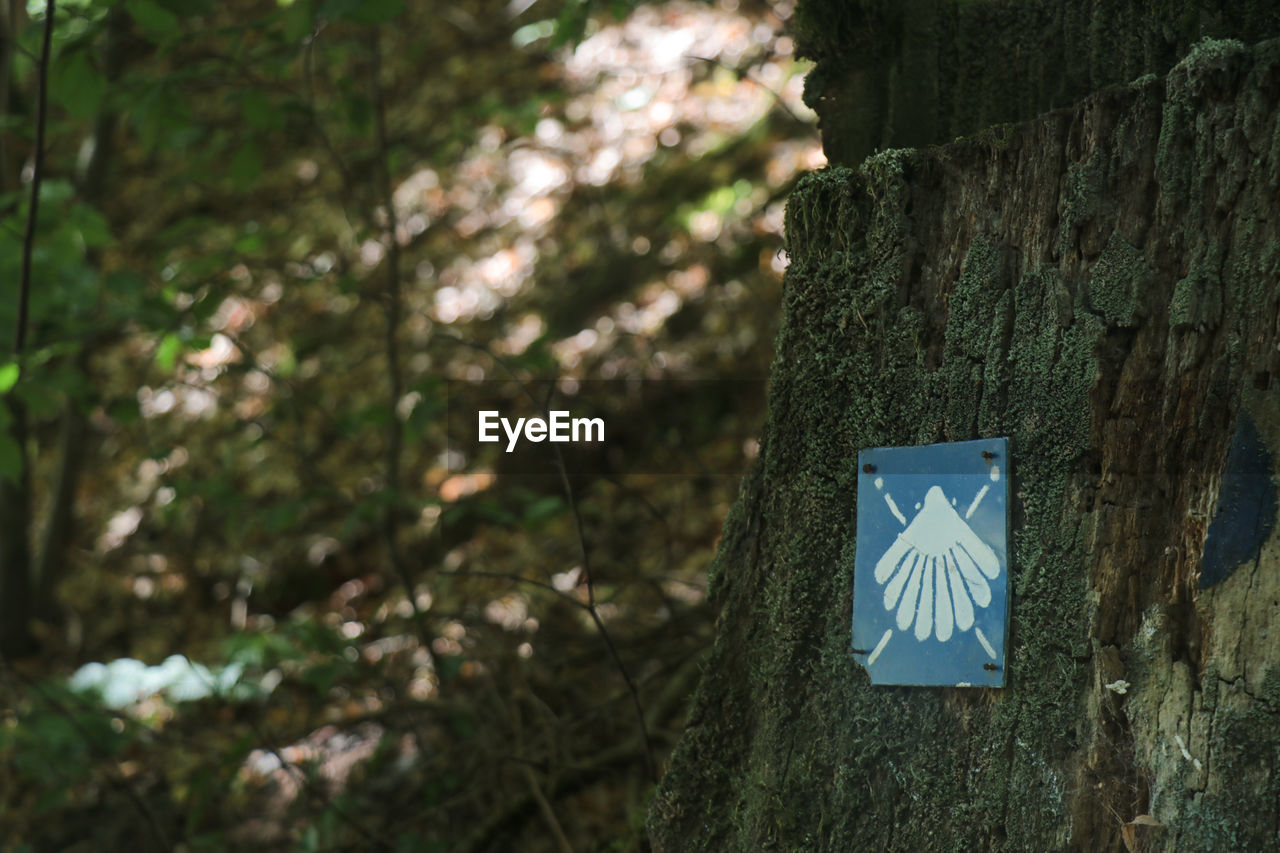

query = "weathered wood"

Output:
[[649, 38, 1280, 852]]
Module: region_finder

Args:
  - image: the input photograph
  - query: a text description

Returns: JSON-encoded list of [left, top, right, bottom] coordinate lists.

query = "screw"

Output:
[[862, 463, 876, 473], [983, 662, 999, 671], [981, 451, 996, 461]]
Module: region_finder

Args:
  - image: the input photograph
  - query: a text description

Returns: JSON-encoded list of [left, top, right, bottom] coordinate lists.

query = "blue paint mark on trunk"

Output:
[[1199, 414, 1277, 588]]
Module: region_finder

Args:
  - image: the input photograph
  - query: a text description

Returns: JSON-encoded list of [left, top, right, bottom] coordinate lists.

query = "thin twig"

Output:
[[551, 432, 658, 783], [301, 22, 357, 195], [368, 28, 441, 680], [438, 568, 592, 610], [241, 715, 397, 850], [688, 52, 814, 130], [430, 332, 658, 782], [9, 43, 40, 65], [16, 0, 56, 357], [1, 0, 54, 658], [370, 28, 404, 570], [521, 763, 575, 853]]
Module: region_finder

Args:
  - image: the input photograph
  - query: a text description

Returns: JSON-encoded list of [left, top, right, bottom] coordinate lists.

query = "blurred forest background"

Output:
[[0, 0, 821, 849]]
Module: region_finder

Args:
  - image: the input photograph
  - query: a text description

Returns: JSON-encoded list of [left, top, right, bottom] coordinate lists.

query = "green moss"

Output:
[[784, 166, 866, 271], [1169, 263, 1223, 330], [1177, 36, 1249, 68], [1089, 232, 1152, 327], [1157, 39, 1251, 209], [939, 237, 1005, 437], [1058, 158, 1108, 253], [946, 236, 1003, 358]]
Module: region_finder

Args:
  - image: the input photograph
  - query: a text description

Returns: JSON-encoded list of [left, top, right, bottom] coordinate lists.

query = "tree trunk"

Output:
[[0, 396, 34, 656], [649, 36, 1280, 852], [796, 0, 1280, 167]]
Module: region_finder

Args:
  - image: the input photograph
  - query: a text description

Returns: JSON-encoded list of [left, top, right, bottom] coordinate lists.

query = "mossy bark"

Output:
[[649, 38, 1280, 852], [796, 0, 1280, 166]]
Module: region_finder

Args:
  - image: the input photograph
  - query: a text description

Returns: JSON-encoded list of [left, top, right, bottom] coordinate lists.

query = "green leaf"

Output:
[[16, 386, 58, 419], [156, 0, 212, 15], [437, 655, 464, 681], [70, 203, 114, 248], [240, 89, 282, 132], [105, 269, 146, 290], [108, 397, 140, 424], [343, 94, 372, 133], [0, 432, 23, 485], [128, 0, 180, 34], [103, 268, 147, 318], [282, 0, 315, 42], [273, 345, 297, 378], [551, 0, 590, 47], [0, 363, 18, 393], [522, 495, 564, 526], [260, 499, 303, 533], [324, 0, 402, 26], [156, 332, 181, 371], [38, 180, 75, 206], [52, 51, 107, 119], [234, 231, 264, 254], [228, 142, 263, 189]]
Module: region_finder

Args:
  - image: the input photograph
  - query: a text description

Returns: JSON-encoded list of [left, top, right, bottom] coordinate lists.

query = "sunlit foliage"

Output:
[[0, 0, 819, 847]]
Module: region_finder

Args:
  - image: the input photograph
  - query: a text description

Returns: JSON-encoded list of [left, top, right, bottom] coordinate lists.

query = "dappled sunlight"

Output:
[[436, 470, 495, 502], [493, 311, 545, 355], [69, 654, 264, 711], [431, 241, 538, 324], [1, 0, 820, 847], [382, 0, 820, 366]]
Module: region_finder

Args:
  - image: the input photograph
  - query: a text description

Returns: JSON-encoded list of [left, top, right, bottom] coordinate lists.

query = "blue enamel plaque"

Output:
[[852, 438, 1010, 687]]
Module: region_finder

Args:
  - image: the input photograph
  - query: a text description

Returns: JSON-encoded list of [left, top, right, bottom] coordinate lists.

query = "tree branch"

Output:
[[367, 27, 440, 677], [430, 332, 658, 782], [1, 0, 54, 658], [35, 6, 127, 629], [15, 0, 54, 356]]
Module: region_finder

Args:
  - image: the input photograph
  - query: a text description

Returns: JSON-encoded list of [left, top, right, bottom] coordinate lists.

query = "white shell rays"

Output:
[[874, 484, 1001, 642]]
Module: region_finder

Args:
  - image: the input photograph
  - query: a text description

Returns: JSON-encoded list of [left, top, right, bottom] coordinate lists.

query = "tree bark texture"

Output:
[[795, 0, 1280, 167], [649, 38, 1280, 852]]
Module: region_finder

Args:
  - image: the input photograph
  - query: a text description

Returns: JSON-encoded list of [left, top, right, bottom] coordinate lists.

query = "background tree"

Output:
[[649, 4, 1280, 852], [0, 0, 821, 848]]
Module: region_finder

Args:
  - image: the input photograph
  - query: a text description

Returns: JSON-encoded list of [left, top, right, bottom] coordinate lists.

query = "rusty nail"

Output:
[[981, 451, 995, 461], [862, 463, 875, 474]]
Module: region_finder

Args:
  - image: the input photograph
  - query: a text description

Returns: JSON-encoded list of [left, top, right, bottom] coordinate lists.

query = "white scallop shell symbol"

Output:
[[874, 484, 1000, 642]]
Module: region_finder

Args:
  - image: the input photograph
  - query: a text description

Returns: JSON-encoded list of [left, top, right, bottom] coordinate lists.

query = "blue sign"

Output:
[[852, 438, 1010, 687]]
